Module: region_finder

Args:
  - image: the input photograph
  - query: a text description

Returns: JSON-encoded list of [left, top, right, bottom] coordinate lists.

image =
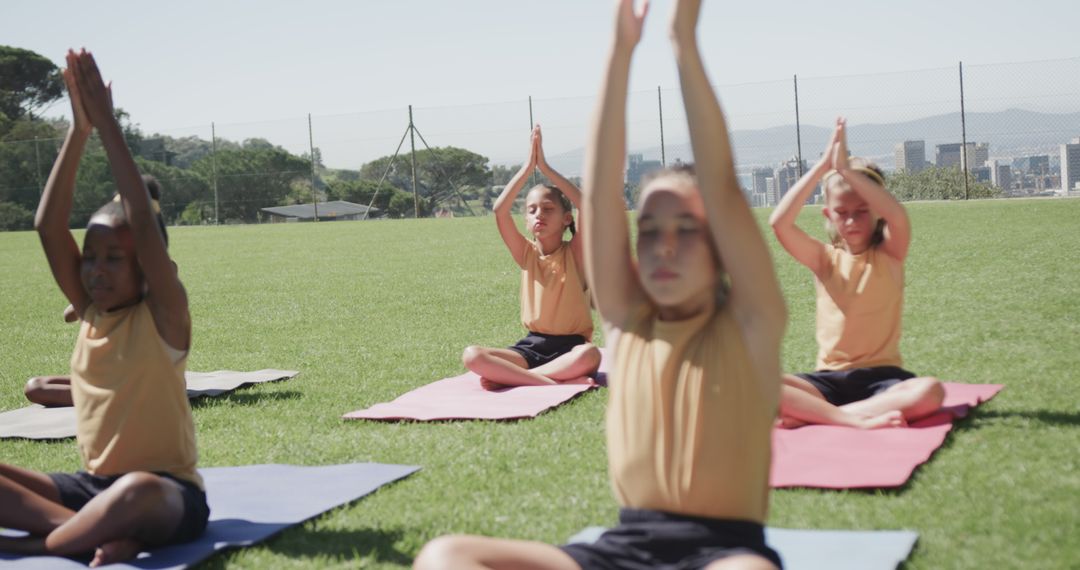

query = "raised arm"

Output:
[[833, 119, 911, 261], [533, 124, 586, 259], [670, 0, 786, 341], [767, 120, 841, 276], [35, 60, 93, 317], [492, 128, 538, 268], [70, 49, 190, 350], [583, 0, 650, 330]]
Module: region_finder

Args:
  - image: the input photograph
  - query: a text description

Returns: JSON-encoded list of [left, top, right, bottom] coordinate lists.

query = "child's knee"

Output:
[[461, 346, 486, 368], [414, 534, 476, 570], [109, 472, 172, 510], [920, 377, 945, 405], [24, 377, 44, 397], [575, 344, 602, 368]]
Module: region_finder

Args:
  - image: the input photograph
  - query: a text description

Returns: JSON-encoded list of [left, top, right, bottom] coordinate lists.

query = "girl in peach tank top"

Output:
[[768, 118, 944, 430]]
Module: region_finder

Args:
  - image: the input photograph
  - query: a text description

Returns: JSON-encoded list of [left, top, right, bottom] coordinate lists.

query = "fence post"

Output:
[[33, 137, 43, 193], [308, 113, 318, 221], [959, 61, 969, 200], [658, 86, 666, 167], [794, 74, 804, 177], [211, 122, 219, 224], [528, 95, 536, 187], [409, 105, 419, 218]]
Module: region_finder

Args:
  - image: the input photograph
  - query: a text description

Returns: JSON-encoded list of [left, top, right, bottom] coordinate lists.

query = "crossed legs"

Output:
[[461, 343, 601, 389], [778, 374, 944, 429], [0, 463, 188, 567]]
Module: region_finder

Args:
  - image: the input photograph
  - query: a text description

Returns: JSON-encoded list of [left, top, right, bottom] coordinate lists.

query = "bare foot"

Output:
[[856, 410, 906, 429], [775, 416, 807, 429], [479, 377, 506, 391], [90, 537, 141, 567], [557, 376, 596, 386]]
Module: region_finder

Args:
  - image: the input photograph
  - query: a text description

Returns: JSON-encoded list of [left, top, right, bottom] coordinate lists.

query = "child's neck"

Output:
[[535, 234, 563, 256]]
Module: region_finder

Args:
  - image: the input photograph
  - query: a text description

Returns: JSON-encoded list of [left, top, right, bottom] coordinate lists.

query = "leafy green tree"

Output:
[[0, 46, 63, 121], [189, 147, 311, 222], [325, 178, 404, 216], [888, 166, 1001, 201], [359, 146, 490, 216], [0, 201, 33, 230], [0, 118, 62, 209]]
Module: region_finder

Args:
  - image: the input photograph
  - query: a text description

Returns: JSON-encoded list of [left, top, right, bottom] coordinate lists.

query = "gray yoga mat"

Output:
[[0, 462, 420, 569], [567, 526, 919, 570], [0, 369, 298, 440]]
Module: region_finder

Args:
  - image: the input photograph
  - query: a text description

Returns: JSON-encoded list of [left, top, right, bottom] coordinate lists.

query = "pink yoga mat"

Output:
[[770, 382, 1003, 489], [343, 372, 599, 421]]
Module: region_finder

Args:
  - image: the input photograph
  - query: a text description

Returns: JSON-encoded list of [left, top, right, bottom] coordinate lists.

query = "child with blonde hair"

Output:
[[415, 0, 786, 567], [769, 117, 943, 429], [0, 49, 207, 567]]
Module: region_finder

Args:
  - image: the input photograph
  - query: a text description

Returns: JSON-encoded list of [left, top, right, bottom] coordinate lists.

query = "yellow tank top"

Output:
[[70, 302, 202, 489], [606, 304, 776, 522], [814, 244, 904, 371], [520, 241, 593, 338]]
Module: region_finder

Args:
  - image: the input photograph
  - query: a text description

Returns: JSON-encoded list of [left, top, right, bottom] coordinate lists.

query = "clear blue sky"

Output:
[[4, 0, 1078, 168]]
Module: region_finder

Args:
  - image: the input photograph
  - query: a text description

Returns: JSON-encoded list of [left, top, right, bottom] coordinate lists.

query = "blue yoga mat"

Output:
[[0, 463, 419, 569], [567, 526, 919, 570]]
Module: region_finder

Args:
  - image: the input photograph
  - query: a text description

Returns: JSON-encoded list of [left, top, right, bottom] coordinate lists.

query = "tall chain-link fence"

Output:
[[1, 57, 1077, 229]]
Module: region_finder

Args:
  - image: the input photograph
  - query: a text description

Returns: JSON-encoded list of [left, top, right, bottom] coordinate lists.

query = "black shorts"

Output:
[[507, 332, 588, 369], [795, 366, 917, 406], [49, 470, 210, 545], [560, 509, 783, 570]]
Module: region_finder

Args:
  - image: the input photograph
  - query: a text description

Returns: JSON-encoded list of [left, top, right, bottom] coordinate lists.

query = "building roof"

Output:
[[260, 200, 380, 220]]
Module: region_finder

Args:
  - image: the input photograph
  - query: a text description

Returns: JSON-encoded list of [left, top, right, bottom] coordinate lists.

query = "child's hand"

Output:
[[820, 117, 845, 169], [527, 125, 541, 170], [670, 0, 701, 43], [61, 60, 91, 136], [68, 49, 116, 131], [832, 117, 850, 172], [614, 0, 649, 51], [533, 124, 547, 167]]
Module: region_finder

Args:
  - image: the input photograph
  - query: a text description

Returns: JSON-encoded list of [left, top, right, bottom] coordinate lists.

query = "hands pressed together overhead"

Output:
[[64, 49, 116, 135]]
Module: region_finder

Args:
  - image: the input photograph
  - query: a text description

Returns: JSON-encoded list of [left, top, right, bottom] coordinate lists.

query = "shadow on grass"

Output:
[[967, 409, 1080, 427], [190, 390, 303, 410], [198, 526, 413, 568]]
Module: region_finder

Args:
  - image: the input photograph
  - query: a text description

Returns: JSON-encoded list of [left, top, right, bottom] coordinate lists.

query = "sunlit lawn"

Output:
[[1, 198, 1077, 568]]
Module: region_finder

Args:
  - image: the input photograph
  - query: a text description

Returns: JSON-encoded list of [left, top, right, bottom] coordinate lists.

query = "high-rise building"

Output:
[[765, 177, 778, 207], [626, 153, 662, 187], [774, 157, 808, 201], [966, 143, 989, 172], [936, 143, 964, 168], [894, 140, 926, 173], [1060, 138, 1080, 193], [990, 161, 1013, 192], [971, 166, 992, 183]]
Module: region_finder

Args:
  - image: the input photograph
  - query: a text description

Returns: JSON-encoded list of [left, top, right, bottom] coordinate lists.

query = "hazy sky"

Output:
[[4, 0, 1078, 168]]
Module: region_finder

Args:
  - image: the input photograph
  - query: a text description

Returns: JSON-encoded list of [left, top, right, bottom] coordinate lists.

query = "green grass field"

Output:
[[2, 198, 1078, 569]]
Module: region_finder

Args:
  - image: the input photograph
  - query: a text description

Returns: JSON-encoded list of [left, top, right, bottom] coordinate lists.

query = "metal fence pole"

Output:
[[211, 122, 219, 224], [529, 95, 536, 186], [409, 105, 419, 218], [658, 86, 666, 167], [794, 74, 804, 177], [33, 137, 43, 193], [959, 61, 969, 200], [308, 113, 318, 221]]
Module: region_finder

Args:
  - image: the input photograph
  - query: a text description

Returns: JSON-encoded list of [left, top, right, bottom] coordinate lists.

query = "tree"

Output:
[[189, 147, 311, 222], [325, 178, 405, 216], [0, 46, 63, 121], [888, 166, 1001, 201], [0, 201, 33, 230], [359, 146, 491, 216]]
